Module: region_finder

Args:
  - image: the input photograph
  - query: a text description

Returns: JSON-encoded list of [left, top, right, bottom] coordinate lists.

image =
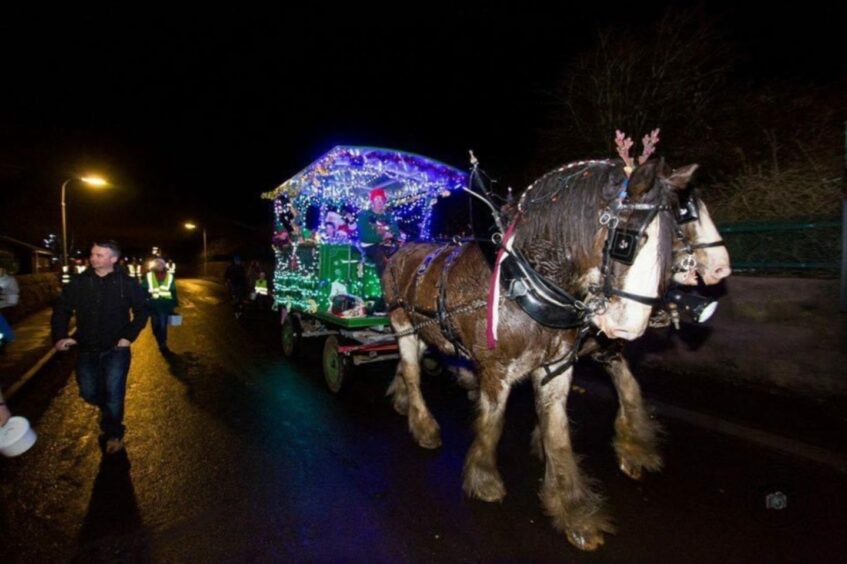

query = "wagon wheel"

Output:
[[281, 315, 301, 359], [322, 335, 349, 393]]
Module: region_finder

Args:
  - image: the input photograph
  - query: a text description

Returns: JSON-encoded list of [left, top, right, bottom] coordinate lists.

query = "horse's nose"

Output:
[[607, 328, 640, 341], [711, 265, 731, 280], [593, 307, 651, 341], [674, 269, 698, 286]]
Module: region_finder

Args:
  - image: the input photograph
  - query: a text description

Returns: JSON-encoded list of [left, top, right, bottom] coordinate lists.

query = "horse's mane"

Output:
[[514, 160, 674, 293]]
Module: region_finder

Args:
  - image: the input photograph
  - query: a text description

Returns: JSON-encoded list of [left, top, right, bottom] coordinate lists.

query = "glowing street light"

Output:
[[61, 175, 110, 267], [184, 222, 207, 277]]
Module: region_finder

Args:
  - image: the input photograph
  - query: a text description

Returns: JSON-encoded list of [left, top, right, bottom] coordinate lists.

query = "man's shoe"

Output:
[[105, 437, 124, 454]]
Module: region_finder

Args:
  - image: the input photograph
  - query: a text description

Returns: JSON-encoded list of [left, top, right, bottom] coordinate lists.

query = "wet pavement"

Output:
[[1, 279, 845, 562]]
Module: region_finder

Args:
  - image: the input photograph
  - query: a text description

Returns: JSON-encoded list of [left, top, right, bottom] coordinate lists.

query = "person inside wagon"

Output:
[[322, 212, 349, 243], [357, 187, 402, 277], [338, 207, 357, 239]]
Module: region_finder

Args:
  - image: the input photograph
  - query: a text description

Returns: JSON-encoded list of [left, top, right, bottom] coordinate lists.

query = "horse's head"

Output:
[[584, 160, 678, 339], [516, 159, 686, 340], [669, 185, 731, 285]]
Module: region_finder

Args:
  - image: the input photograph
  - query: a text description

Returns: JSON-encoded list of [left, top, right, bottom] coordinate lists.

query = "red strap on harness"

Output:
[[486, 217, 520, 349]]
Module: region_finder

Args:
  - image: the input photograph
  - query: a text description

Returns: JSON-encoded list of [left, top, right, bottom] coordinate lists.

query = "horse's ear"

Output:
[[604, 167, 628, 199], [663, 164, 699, 190], [626, 160, 658, 198]]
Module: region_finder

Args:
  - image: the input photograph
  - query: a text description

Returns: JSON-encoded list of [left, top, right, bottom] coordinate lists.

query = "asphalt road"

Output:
[[1, 279, 845, 562]]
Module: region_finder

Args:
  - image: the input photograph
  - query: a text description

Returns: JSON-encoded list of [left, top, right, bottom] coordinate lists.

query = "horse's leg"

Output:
[[600, 353, 663, 480], [532, 365, 614, 551], [386, 359, 410, 416], [389, 311, 441, 449], [530, 423, 543, 460], [463, 372, 511, 502]]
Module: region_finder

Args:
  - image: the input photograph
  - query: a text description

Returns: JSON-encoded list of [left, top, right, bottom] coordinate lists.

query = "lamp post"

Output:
[[61, 176, 109, 267], [184, 222, 207, 277]]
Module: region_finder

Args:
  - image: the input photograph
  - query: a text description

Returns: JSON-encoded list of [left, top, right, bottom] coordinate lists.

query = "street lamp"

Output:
[[61, 176, 109, 267], [184, 222, 207, 277]]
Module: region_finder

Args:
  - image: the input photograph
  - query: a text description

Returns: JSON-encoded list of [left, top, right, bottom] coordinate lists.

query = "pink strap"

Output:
[[486, 219, 519, 349]]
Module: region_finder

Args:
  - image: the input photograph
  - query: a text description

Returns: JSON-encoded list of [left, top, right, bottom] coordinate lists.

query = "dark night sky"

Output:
[[0, 3, 842, 256]]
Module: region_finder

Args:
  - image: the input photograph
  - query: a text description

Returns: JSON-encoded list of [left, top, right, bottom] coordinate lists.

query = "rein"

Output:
[[671, 226, 727, 276]]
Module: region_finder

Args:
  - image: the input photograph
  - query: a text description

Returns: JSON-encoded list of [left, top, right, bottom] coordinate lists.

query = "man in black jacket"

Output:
[[52, 241, 149, 454]]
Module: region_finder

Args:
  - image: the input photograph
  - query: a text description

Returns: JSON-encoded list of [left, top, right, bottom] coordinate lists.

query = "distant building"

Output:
[[0, 236, 56, 274]]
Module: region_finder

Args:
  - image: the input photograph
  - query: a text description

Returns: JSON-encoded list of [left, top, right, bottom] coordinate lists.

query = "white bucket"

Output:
[[0, 416, 37, 457]]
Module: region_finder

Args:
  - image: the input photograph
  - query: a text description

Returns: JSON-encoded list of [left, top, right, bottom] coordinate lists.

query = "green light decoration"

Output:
[[272, 243, 383, 313], [264, 146, 468, 316]]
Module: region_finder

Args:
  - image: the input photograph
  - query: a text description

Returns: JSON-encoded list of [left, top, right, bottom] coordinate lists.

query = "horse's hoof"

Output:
[[417, 433, 442, 450], [566, 528, 605, 551], [413, 424, 442, 449], [614, 439, 662, 480], [619, 459, 643, 481], [463, 467, 506, 502]]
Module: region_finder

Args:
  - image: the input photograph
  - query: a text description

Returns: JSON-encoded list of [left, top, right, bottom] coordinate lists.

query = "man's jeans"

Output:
[[151, 313, 169, 349], [76, 347, 132, 439]]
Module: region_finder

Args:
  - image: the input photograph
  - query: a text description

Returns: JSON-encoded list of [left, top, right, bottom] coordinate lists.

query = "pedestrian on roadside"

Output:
[[142, 257, 179, 353], [0, 261, 20, 346], [247, 260, 261, 288], [252, 270, 270, 309], [51, 241, 149, 454], [224, 256, 248, 318]]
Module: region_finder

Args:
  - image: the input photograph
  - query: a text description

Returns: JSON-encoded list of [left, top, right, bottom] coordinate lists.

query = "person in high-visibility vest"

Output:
[[142, 257, 179, 353], [253, 271, 270, 308]]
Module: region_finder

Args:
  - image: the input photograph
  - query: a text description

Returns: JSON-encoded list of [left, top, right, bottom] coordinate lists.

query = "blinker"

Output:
[[608, 228, 639, 265], [675, 190, 700, 224]]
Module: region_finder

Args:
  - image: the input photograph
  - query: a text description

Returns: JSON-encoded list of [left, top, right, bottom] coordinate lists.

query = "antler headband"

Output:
[[615, 128, 661, 176]]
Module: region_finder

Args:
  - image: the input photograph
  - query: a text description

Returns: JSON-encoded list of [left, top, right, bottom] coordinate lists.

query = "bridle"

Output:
[[500, 161, 672, 329], [593, 196, 671, 309], [671, 189, 726, 277]]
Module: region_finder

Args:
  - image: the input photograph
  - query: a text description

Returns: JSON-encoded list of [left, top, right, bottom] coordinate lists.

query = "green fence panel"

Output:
[[718, 219, 842, 271]]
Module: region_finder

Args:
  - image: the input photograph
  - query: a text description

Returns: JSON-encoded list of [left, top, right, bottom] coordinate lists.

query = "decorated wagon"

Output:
[[262, 145, 467, 391]]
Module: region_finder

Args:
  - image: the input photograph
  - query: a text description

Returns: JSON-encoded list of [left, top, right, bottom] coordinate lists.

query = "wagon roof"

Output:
[[261, 145, 468, 209]]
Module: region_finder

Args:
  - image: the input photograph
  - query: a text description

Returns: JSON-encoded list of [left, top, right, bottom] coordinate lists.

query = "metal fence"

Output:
[[719, 219, 842, 271]]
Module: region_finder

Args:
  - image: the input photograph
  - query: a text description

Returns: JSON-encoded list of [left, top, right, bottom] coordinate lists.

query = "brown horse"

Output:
[[458, 181, 732, 527], [539, 186, 732, 486], [383, 158, 698, 550]]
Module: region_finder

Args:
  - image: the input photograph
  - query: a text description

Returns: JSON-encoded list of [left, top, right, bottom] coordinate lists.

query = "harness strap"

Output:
[[672, 230, 725, 274], [437, 244, 471, 357], [607, 288, 662, 307], [599, 201, 666, 308], [689, 240, 725, 250], [392, 299, 487, 339], [389, 243, 456, 315], [540, 325, 591, 386], [387, 242, 479, 355], [414, 243, 453, 297]]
